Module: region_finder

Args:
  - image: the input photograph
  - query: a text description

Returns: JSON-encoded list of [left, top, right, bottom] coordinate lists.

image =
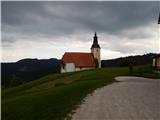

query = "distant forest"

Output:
[[101, 53, 156, 67], [1, 58, 60, 87], [1, 53, 157, 88]]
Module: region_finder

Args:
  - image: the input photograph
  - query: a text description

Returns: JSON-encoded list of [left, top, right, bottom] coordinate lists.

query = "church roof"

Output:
[[91, 43, 100, 48], [61, 52, 96, 67]]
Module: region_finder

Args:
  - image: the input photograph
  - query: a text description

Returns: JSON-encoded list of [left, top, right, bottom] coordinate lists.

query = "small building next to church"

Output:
[[153, 54, 160, 70], [61, 32, 101, 73]]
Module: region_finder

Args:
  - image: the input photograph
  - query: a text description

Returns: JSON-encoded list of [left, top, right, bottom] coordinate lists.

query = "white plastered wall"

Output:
[[61, 63, 75, 73]]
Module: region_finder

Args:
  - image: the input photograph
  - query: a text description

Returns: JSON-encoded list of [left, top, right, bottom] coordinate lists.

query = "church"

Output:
[[60, 32, 101, 73]]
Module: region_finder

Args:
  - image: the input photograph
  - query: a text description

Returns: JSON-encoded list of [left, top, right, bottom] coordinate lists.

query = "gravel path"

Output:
[[72, 76, 160, 120]]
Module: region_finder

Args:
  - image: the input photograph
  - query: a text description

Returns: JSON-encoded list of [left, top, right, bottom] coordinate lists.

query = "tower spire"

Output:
[[158, 12, 160, 24], [91, 32, 100, 49], [95, 32, 97, 37], [91, 32, 101, 68]]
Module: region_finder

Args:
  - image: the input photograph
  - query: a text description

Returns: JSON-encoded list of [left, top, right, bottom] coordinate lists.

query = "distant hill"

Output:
[[1, 58, 60, 87], [101, 53, 156, 67], [2, 53, 157, 87]]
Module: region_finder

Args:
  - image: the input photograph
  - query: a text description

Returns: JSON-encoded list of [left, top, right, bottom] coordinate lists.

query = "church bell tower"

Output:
[[91, 32, 101, 68]]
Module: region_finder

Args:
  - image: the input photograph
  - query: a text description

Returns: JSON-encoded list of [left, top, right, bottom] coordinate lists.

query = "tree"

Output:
[[9, 74, 19, 87], [129, 63, 133, 72], [128, 58, 135, 73]]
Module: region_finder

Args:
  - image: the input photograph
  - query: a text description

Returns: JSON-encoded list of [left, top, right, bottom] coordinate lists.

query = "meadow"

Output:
[[2, 65, 159, 120]]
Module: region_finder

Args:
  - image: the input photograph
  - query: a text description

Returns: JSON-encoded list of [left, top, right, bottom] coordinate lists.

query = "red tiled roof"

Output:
[[61, 52, 96, 67]]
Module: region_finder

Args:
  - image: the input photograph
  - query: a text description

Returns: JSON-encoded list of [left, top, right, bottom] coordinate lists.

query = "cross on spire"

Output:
[[95, 32, 97, 37]]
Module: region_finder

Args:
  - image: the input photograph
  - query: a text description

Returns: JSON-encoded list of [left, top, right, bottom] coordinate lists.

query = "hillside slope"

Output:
[[2, 65, 159, 120], [101, 53, 156, 67], [1, 58, 60, 87], [2, 53, 156, 88]]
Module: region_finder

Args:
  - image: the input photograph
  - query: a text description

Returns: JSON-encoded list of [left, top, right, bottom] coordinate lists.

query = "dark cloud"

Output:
[[2, 1, 159, 40], [1, 1, 160, 62]]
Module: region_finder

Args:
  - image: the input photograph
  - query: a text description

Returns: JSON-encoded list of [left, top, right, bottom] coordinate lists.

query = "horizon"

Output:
[[2, 52, 157, 63], [2, 1, 160, 62]]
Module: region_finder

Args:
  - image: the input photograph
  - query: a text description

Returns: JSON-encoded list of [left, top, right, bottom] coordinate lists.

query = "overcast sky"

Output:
[[2, 1, 160, 62]]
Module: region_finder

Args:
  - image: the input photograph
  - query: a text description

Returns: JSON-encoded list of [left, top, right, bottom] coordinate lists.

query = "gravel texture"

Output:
[[72, 76, 160, 120]]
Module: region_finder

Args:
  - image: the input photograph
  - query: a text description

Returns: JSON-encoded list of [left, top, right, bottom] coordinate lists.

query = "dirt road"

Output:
[[72, 76, 160, 120]]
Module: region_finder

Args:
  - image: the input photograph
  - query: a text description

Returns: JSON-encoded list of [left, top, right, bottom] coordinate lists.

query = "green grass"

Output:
[[128, 64, 160, 79], [2, 65, 160, 120]]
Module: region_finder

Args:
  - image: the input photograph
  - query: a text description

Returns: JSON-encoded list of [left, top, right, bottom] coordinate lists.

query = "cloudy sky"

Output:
[[2, 1, 160, 62]]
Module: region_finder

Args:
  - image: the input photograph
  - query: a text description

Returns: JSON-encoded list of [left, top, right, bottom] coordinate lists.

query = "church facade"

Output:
[[60, 33, 101, 73]]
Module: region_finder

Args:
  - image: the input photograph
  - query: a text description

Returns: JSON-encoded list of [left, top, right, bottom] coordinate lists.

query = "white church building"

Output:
[[60, 32, 101, 73]]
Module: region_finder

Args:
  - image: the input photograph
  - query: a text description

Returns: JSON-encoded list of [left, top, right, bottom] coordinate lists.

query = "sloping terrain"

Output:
[[2, 65, 159, 120], [1, 58, 60, 87], [2, 53, 157, 88]]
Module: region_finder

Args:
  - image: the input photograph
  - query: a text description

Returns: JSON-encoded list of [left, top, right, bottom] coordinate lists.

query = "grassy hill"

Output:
[[1, 58, 60, 87], [2, 65, 159, 120], [2, 53, 157, 88]]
